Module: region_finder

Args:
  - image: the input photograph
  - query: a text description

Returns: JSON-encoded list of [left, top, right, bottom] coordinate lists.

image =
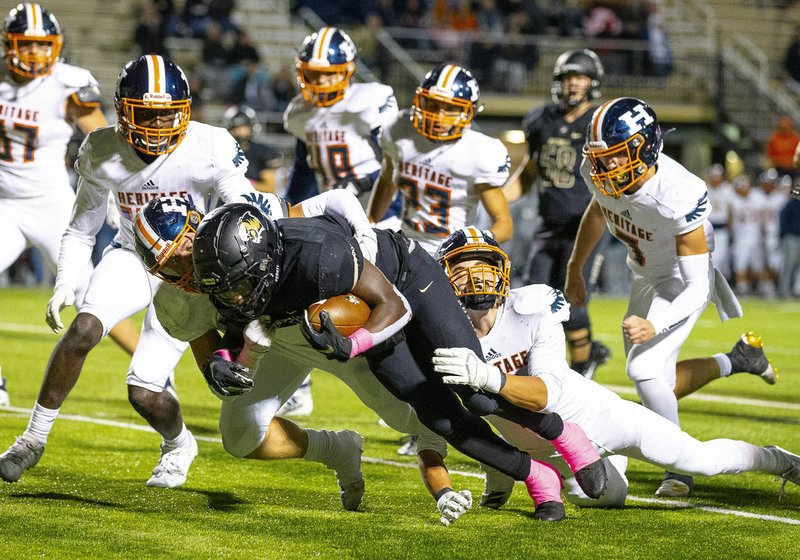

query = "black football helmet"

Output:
[[584, 97, 662, 197], [551, 48, 604, 109], [296, 26, 356, 107], [435, 227, 510, 310], [134, 196, 203, 293], [412, 63, 482, 142], [193, 203, 282, 320], [114, 54, 191, 156], [3, 3, 63, 79]]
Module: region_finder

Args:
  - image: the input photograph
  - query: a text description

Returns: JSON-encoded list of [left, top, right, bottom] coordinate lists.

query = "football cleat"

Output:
[[728, 332, 777, 385], [0, 433, 44, 483], [480, 489, 513, 509], [396, 434, 418, 456], [572, 341, 611, 380], [655, 471, 694, 498], [146, 432, 198, 488], [0, 368, 9, 407], [551, 422, 607, 499], [765, 445, 800, 500], [277, 381, 313, 417], [524, 460, 565, 522], [534, 501, 567, 522], [330, 430, 365, 511], [480, 463, 515, 509]]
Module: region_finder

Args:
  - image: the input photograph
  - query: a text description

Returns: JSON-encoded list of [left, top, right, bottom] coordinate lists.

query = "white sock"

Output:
[[303, 429, 336, 466], [163, 424, 192, 450], [714, 353, 733, 377], [25, 402, 60, 445]]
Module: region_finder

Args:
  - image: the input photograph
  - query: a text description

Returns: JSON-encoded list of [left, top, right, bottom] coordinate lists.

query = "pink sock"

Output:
[[523, 460, 563, 506], [551, 422, 601, 473]]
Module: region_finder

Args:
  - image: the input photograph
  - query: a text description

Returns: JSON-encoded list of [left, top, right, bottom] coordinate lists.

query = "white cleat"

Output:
[[765, 445, 800, 499], [0, 434, 44, 483], [277, 383, 313, 417], [330, 430, 364, 511], [146, 432, 198, 488]]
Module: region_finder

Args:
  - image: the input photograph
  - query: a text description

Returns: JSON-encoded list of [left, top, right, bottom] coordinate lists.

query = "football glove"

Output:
[[202, 351, 254, 400], [432, 347, 506, 393], [437, 489, 473, 526], [46, 285, 76, 333], [301, 309, 352, 362], [354, 226, 378, 264]]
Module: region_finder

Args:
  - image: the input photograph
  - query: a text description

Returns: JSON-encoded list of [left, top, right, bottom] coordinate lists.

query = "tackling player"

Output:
[[504, 49, 611, 379], [0, 3, 139, 404], [565, 98, 777, 497], [366, 63, 513, 255], [283, 26, 402, 228], [430, 228, 800, 511], [191, 203, 609, 522], [0, 54, 270, 488]]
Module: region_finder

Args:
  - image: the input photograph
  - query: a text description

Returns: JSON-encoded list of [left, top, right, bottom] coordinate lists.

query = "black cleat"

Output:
[[533, 501, 566, 522], [574, 458, 608, 499], [572, 341, 611, 380], [727, 332, 777, 385]]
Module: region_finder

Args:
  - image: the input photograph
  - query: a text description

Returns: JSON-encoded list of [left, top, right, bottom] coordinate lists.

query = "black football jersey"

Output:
[[523, 103, 597, 231]]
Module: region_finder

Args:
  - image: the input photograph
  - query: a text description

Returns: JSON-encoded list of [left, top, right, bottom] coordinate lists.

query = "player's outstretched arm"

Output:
[[366, 155, 398, 224], [478, 184, 513, 244], [565, 199, 606, 306]]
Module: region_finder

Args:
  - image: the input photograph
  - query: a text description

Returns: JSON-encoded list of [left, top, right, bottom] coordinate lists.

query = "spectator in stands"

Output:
[[208, 0, 238, 33], [645, 0, 673, 76], [493, 10, 539, 92], [182, 0, 211, 38], [199, 20, 234, 99], [230, 58, 276, 112], [778, 185, 800, 297], [269, 63, 296, 118], [133, 0, 171, 57], [766, 115, 800, 178], [550, 0, 585, 37], [471, 0, 506, 83], [783, 24, 800, 92], [583, 1, 625, 74]]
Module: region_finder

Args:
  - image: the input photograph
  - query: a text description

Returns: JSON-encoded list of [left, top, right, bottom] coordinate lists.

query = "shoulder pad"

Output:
[[70, 84, 102, 108], [511, 284, 571, 323], [521, 105, 548, 134], [237, 192, 286, 219]]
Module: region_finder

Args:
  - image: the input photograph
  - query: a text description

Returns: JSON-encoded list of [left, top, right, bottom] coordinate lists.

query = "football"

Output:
[[307, 294, 371, 336]]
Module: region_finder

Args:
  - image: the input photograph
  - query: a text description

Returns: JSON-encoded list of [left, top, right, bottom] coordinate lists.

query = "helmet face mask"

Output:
[[436, 228, 510, 310], [115, 55, 191, 156], [296, 27, 356, 107], [134, 196, 203, 293], [193, 203, 282, 321], [3, 3, 63, 79], [584, 97, 661, 197], [551, 49, 604, 109], [412, 64, 481, 142]]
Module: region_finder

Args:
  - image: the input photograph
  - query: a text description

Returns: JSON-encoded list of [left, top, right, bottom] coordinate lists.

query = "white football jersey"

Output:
[[381, 110, 510, 255], [707, 182, 734, 226], [479, 285, 621, 426], [283, 82, 398, 187], [762, 188, 787, 239], [0, 62, 98, 198], [728, 189, 765, 237], [581, 153, 711, 279]]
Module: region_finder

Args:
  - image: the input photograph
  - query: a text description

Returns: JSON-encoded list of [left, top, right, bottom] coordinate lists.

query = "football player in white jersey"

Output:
[[705, 164, 734, 280], [758, 168, 788, 297], [130, 194, 453, 515], [430, 228, 800, 512], [0, 3, 140, 404], [0, 54, 268, 488], [564, 98, 777, 498], [366, 63, 513, 256], [729, 173, 767, 295], [283, 26, 402, 228]]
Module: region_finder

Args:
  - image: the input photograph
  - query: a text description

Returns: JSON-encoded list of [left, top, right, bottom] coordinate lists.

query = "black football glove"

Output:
[[301, 309, 353, 362], [202, 352, 254, 400]]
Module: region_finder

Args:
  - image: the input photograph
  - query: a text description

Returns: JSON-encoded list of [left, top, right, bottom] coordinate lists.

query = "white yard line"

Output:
[[1, 405, 798, 526]]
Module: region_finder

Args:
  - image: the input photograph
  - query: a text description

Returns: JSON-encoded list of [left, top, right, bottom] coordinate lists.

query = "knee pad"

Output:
[[564, 307, 590, 332]]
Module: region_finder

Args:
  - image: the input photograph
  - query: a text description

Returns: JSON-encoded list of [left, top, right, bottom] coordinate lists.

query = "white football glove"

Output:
[[46, 285, 76, 333], [354, 226, 378, 264], [437, 489, 472, 526], [432, 347, 505, 393], [236, 319, 274, 370]]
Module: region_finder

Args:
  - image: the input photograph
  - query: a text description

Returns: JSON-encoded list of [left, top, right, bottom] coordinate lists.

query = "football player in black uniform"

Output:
[[506, 48, 611, 379], [192, 203, 609, 521]]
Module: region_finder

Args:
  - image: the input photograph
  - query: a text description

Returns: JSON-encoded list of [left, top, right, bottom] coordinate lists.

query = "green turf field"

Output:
[[1, 288, 798, 559]]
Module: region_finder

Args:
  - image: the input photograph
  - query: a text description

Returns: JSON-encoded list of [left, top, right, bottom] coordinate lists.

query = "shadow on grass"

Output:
[[9, 491, 122, 508], [179, 488, 248, 511]]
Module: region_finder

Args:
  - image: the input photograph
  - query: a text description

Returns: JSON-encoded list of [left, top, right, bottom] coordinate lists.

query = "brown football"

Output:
[[307, 294, 371, 336]]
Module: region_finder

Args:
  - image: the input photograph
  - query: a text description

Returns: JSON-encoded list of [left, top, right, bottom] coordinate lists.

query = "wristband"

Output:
[[213, 348, 233, 361], [348, 328, 374, 358]]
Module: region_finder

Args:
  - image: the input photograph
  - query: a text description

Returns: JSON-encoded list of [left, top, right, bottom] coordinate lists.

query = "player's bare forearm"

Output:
[[568, 199, 605, 271], [366, 156, 396, 223], [502, 153, 534, 204], [352, 260, 409, 335], [497, 374, 549, 412], [479, 185, 513, 243], [70, 105, 107, 135]]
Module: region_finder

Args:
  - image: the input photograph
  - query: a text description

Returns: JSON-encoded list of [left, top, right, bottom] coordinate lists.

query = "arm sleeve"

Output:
[[286, 140, 319, 204], [527, 313, 571, 377], [55, 175, 108, 290], [647, 253, 711, 334], [299, 189, 371, 234]]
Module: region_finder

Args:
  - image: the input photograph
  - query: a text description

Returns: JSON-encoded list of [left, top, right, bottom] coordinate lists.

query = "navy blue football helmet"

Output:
[[584, 97, 662, 197], [412, 63, 482, 142], [3, 3, 62, 78], [296, 26, 356, 107], [193, 203, 283, 320], [134, 196, 203, 292], [114, 55, 191, 156], [551, 48, 604, 109], [435, 228, 510, 310]]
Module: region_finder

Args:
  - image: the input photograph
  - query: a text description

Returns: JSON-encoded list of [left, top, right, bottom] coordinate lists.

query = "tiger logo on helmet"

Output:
[[3, 3, 63, 79], [412, 63, 482, 142], [296, 26, 357, 107], [584, 97, 662, 198]]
